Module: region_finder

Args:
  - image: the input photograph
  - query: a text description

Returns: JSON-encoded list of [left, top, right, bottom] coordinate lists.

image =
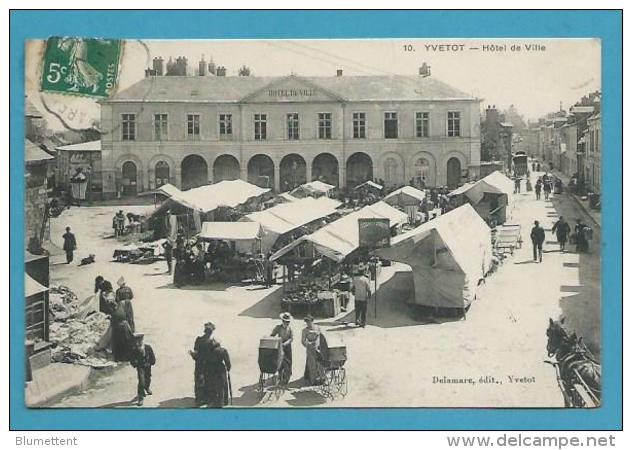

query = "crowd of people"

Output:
[[528, 167, 593, 262]]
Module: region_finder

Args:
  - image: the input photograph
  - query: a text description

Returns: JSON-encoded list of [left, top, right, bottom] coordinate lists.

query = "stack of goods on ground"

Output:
[[49, 285, 115, 369], [112, 239, 165, 264]]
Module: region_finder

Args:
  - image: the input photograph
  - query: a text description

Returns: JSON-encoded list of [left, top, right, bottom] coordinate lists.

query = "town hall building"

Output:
[[99, 69, 481, 198]]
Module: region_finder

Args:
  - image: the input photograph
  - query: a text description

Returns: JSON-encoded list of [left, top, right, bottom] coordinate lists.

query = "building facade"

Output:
[[584, 113, 601, 193], [100, 72, 481, 197]]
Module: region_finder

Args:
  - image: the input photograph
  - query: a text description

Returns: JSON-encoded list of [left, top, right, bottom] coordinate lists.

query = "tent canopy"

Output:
[[271, 201, 407, 262], [153, 180, 270, 214], [354, 180, 383, 191], [291, 180, 336, 197], [384, 185, 426, 206], [243, 196, 341, 236], [449, 171, 513, 204], [25, 273, 48, 297], [375, 204, 492, 308], [199, 222, 263, 241]]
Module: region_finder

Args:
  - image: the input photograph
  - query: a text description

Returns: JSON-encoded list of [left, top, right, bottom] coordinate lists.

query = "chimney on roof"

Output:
[[418, 63, 431, 77], [208, 57, 216, 75], [199, 55, 207, 76], [152, 57, 164, 76], [216, 66, 226, 77], [336, 69, 343, 77]]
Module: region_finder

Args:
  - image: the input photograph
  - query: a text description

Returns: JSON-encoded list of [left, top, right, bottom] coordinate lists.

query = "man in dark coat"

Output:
[[62, 227, 77, 264], [552, 216, 571, 252], [530, 220, 546, 263], [129, 333, 156, 406], [189, 322, 231, 408]]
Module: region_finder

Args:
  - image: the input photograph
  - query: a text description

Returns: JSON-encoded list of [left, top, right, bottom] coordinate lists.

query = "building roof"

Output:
[[25, 139, 55, 164], [106, 74, 477, 104], [56, 140, 102, 152]]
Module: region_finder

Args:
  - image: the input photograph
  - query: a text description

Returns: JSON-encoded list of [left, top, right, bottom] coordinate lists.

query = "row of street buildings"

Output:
[[520, 91, 602, 194]]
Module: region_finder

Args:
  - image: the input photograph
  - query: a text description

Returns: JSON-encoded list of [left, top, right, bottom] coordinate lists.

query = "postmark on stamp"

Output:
[[40, 36, 122, 98]]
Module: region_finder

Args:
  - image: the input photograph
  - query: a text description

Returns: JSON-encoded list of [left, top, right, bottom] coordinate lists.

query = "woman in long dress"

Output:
[[301, 315, 325, 385], [271, 312, 294, 384]]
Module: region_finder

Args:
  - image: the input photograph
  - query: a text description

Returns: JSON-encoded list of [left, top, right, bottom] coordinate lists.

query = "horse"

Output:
[[546, 317, 601, 407]]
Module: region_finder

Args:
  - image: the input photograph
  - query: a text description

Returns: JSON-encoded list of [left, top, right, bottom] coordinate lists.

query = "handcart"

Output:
[[319, 335, 348, 398], [494, 224, 523, 255], [257, 336, 289, 399]]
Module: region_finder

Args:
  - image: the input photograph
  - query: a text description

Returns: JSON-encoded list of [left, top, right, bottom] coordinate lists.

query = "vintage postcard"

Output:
[[23, 37, 602, 410]]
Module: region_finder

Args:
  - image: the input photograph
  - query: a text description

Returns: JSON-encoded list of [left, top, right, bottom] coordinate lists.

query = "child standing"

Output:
[[129, 333, 156, 406]]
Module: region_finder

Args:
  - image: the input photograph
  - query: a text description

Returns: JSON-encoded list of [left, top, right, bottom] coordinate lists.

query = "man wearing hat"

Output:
[[352, 265, 372, 327], [129, 333, 156, 406], [271, 312, 294, 384], [62, 226, 77, 264], [115, 276, 134, 302], [189, 322, 232, 407], [530, 220, 546, 263]]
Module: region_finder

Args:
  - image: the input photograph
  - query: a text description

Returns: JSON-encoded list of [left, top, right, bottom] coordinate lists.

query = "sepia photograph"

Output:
[[22, 36, 603, 410]]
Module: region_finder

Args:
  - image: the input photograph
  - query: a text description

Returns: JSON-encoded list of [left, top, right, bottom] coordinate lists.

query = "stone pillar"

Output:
[[175, 167, 182, 189], [305, 158, 313, 182], [339, 162, 345, 189], [240, 164, 248, 183], [273, 160, 281, 192]]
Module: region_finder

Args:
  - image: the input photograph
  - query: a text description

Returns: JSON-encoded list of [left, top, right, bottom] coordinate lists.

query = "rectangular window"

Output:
[[121, 113, 136, 141], [219, 114, 233, 140], [447, 111, 461, 137], [287, 113, 300, 140], [416, 112, 430, 138], [153, 113, 168, 141], [318, 113, 332, 139], [595, 129, 600, 153], [353, 112, 366, 139], [254, 114, 267, 140], [186, 114, 200, 140], [384, 112, 398, 139]]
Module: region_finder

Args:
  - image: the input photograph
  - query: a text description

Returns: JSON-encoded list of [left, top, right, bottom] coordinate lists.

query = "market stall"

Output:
[[384, 185, 426, 223], [291, 180, 336, 199], [375, 204, 493, 316], [270, 201, 408, 318], [148, 179, 270, 239], [199, 222, 263, 255], [242, 196, 342, 254], [448, 171, 514, 225]]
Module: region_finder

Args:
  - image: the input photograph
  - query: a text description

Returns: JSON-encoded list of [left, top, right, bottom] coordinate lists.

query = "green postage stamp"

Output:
[[40, 37, 122, 98]]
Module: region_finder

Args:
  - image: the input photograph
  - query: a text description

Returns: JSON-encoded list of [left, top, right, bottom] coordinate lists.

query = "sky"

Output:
[[26, 38, 600, 130]]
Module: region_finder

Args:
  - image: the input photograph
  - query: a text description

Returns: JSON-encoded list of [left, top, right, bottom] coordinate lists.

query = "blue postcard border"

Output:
[[9, 10, 622, 430]]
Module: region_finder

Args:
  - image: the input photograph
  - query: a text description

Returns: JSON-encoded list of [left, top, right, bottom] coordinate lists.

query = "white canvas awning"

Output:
[[449, 171, 514, 204], [384, 186, 426, 206], [243, 196, 341, 236], [271, 201, 407, 262], [375, 204, 492, 308], [354, 180, 383, 191], [25, 273, 48, 297], [153, 180, 270, 214], [199, 222, 263, 241]]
